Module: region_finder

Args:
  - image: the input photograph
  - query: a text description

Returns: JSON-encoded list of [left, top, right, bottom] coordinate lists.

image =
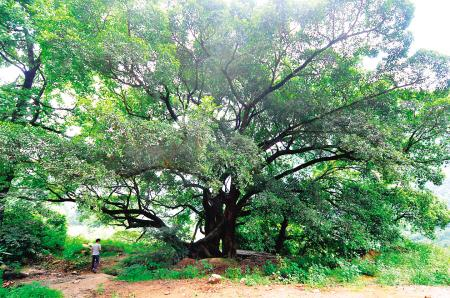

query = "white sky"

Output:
[[409, 0, 450, 56]]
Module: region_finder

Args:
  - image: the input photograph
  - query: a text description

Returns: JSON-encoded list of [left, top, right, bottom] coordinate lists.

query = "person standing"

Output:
[[91, 238, 101, 273]]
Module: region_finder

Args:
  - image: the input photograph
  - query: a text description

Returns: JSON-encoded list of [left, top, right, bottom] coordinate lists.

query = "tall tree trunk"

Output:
[[222, 184, 240, 258], [190, 190, 224, 258], [275, 216, 289, 254], [0, 172, 14, 225], [222, 206, 237, 257]]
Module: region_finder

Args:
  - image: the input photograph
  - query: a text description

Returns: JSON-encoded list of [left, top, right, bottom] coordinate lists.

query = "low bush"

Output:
[[305, 264, 329, 286], [224, 267, 243, 280], [240, 270, 272, 286], [354, 259, 378, 277], [121, 250, 175, 270], [99, 239, 148, 256], [329, 261, 361, 283], [262, 260, 277, 276], [276, 258, 308, 283]]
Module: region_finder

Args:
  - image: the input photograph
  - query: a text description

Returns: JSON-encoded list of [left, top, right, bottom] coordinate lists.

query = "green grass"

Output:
[[0, 282, 63, 298], [372, 241, 450, 286], [59, 236, 153, 270], [224, 267, 272, 286], [61, 236, 148, 261]]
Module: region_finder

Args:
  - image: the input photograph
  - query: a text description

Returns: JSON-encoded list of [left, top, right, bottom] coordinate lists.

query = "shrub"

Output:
[[0, 202, 67, 264], [224, 267, 243, 280], [377, 268, 402, 286], [241, 270, 271, 286], [306, 264, 329, 287], [103, 265, 121, 276], [331, 262, 361, 283], [121, 247, 176, 270], [375, 241, 450, 286], [262, 260, 277, 276], [355, 259, 378, 276], [61, 237, 90, 269], [277, 258, 307, 283], [100, 239, 147, 256], [200, 259, 214, 273]]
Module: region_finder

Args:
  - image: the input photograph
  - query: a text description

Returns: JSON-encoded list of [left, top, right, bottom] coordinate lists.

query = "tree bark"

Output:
[[0, 172, 14, 225], [275, 217, 289, 254], [221, 184, 240, 258], [201, 190, 223, 256], [222, 206, 237, 257]]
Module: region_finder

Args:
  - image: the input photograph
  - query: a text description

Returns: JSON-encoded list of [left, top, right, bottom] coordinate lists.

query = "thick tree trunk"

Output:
[[275, 217, 289, 254], [187, 186, 241, 259], [222, 207, 237, 257], [202, 191, 223, 255], [221, 184, 240, 258], [0, 173, 14, 225]]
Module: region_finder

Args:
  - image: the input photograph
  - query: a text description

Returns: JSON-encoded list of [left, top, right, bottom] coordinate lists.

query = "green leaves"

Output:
[[0, 0, 448, 257]]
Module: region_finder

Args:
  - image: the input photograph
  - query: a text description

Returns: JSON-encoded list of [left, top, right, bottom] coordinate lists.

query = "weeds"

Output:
[[96, 283, 105, 295]]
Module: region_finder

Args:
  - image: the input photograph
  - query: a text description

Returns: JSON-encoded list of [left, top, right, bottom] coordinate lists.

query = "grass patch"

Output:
[[0, 282, 63, 298], [373, 241, 449, 286]]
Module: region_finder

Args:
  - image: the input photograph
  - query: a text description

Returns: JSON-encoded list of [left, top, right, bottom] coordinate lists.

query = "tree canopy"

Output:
[[1, 0, 449, 258]]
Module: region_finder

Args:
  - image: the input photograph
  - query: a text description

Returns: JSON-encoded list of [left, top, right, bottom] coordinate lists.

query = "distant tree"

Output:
[[0, 0, 89, 224]]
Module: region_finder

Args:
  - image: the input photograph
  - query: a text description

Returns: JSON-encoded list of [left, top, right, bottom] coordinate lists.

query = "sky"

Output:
[[408, 0, 450, 56], [1, 0, 449, 238]]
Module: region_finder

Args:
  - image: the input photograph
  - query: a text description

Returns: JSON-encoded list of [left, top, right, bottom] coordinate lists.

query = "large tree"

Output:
[[1, 0, 449, 258]]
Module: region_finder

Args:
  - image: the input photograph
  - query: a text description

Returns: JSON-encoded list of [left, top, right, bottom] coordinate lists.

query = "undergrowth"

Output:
[[112, 240, 449, 286], [56, 237, 450, 287], [373, 241, 449, 286]]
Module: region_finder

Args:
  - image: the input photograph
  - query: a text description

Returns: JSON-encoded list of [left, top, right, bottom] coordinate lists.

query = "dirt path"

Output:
[[49, 273, 112, 298], [20, 272, 112, 298], [98, 279, 450, 298], [21, 273, 449, 298], [17, 262, 449, 298]]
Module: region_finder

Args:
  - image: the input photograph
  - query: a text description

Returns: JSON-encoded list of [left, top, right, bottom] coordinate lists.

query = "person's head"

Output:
[[96, 238, 101, 243]]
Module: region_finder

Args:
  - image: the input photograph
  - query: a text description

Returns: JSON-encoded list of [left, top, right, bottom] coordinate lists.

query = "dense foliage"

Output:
[[0, 201, 66, 264], [0, 0, 449, 259]]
